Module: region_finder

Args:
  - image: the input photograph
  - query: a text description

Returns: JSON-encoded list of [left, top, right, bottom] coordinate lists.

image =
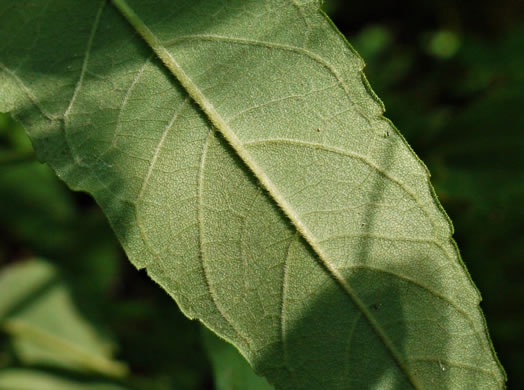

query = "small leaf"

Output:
[[0, 1, 505, 388], [0, 259, 127, 378], [0, 369, 129, 390]]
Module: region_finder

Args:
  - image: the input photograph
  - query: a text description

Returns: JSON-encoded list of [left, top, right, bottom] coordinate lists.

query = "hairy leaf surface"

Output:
[[0, 0, 505, 388]]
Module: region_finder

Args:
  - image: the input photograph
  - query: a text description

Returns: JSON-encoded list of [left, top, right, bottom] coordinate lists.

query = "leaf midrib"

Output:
[[110, 0, 420, 387]]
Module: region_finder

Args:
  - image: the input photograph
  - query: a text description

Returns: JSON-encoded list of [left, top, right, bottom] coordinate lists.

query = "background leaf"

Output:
[[202, 327, 273, 390], [0, 369, 129, 390], [0, 259, 127, 377]]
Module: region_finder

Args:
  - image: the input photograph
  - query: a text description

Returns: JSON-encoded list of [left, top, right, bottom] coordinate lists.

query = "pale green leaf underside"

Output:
[[0, 0, 504, 389]]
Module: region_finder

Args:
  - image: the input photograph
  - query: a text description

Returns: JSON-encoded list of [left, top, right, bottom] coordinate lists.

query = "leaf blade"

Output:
[[0, 0, 505, 388]]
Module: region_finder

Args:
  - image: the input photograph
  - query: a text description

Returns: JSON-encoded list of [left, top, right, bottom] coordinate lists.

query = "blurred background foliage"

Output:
[[0, 0, 522, 388]]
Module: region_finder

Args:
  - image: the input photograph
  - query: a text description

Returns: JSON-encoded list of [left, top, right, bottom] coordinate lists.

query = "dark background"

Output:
[[0, 0, 522, 388]]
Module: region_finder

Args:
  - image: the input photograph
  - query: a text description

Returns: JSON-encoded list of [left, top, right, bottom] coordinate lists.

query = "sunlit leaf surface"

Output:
[[0, 0, 505, 388]]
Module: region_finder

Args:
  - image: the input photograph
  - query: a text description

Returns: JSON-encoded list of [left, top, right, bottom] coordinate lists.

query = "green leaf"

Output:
[[0, 259, 127, 378], [0, 369, 129, 390], [0, 1, 505, 388], [202, 327, 274, 390]]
